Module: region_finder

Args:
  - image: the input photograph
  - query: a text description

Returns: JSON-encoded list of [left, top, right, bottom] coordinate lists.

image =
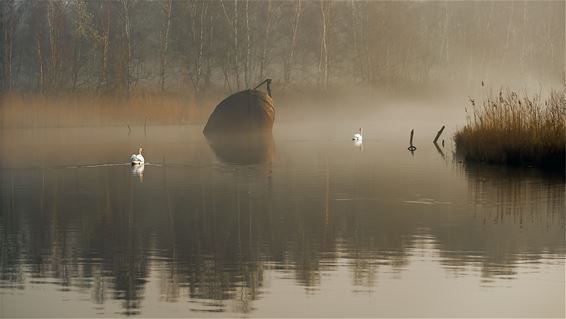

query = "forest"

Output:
[[0, 0, 563, 97]]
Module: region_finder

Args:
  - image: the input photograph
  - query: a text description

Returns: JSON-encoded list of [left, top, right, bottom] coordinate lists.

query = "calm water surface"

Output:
[[0, 106, 564, 317]]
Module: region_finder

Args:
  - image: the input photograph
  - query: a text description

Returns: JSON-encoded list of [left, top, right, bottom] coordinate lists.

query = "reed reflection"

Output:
[[463, 162, 565, 223], [432, 163, 566, 281]]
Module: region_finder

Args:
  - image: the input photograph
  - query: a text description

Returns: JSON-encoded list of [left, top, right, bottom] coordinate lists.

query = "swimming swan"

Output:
[[352, 128, 363, 142], [130, 147, 145, 165]]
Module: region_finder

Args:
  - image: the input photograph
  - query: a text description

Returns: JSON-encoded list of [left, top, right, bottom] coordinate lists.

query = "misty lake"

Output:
[[0, 102, 564, 317]]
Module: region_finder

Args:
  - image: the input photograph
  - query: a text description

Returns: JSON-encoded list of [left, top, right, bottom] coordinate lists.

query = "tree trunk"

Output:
[[160, 0, 173, 92], [71, 39, 81, 92], [1, 0, 15, 91], [195, 2, 209, 94], [318, 1, 329, 90], [47, 1, 56, 91], [71, 0, 93, 92], [204, 14, 215, 89], [234, 0, 239, 90], [244, 0, 250, 88], [37, 38, 44, 93], [121, 0, 132, 95], [98, 2, 111, 94], [284, 0, 302, 84], [220, 0, 241, 91], [505, 2, 515, 52], [259, 0, 272, 81], [350, 0, 361, 81], [0, 2, 4, 91]]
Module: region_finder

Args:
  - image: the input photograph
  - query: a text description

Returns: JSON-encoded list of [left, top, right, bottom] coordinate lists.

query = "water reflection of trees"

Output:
[[0, 159, 564, 313]]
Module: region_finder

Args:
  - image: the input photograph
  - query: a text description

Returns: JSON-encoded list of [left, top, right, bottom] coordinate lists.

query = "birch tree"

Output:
[[1, 0, 16, 91], [159, 0, 172, 92], [97, 1, 111, 93], [318, 1, 330, 90], [184, 1, 210, 94], [220, 0, 240, 90], [283, 0, 302, 85], [258, 0, 272, 81], [71, 0, 99, 91], [118, 0, 132, 95]]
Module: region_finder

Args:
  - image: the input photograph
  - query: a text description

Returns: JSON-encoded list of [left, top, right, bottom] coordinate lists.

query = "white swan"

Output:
[[352, 128, 363, 142], [130, 147, 145, 165]]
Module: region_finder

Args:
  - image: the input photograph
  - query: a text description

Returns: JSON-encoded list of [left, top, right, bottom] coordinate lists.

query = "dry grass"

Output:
[[0, 91, 221, 129], [455, 89, 565, 170]]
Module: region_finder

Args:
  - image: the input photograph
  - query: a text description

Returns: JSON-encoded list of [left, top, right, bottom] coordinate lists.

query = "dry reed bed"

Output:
[[0, 92, 214, 129], [455, 90, 565, 170]]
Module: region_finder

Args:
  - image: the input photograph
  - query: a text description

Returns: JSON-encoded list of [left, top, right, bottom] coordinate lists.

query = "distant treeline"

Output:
[[0, 0, 563, 96]]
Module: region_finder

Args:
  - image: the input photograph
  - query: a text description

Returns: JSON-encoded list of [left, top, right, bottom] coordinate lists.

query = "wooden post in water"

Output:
[[408, 129, 416, 151], [434, 140, 445, 159], [433, 125, 445, 144], [432, 125, 445, 158]]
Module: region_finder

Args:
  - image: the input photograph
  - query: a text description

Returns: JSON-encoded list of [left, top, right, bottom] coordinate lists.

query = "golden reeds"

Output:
[[0, 91, 218, 129], [455, 89, 565, 170]]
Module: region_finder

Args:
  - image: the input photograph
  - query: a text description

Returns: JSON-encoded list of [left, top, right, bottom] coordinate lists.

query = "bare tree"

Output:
[[441, 1, 450, 64], [36, 37, 44, 93], [184, 1, 210, 94], [119, 0, 132, 95], [284, 0, 302, 85], [220, 0, 240, 90], [0, 3, 3, 91], [350, 0, 359, 80], [97, 1, 111, 94], [46, 0, 57, 89], [71, 0, 97, 91], [159, 0, 173, 92], [0, 4, 3, 91], [195, 2, 209, 93], [1, 0, 16, 91], [203, 12, 216, 89], [258, 0, 273, 81], [244, 0, 250, 88], [71, 1, 85, 91], [318, 1, 330, 90], [45, 0, 66, 92]]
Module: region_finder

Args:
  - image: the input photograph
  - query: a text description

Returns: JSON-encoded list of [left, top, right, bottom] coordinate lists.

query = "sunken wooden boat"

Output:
[[203, 80, 275, 136]]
